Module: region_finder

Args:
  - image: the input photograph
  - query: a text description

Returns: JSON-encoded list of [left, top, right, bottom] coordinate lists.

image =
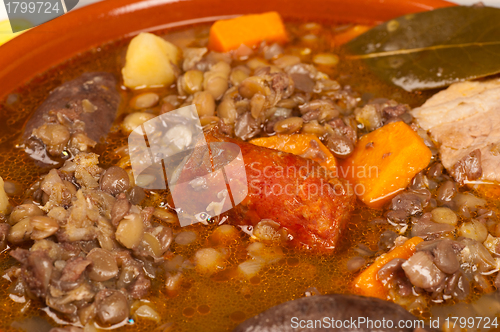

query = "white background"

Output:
[[1, 0, 500, 32]]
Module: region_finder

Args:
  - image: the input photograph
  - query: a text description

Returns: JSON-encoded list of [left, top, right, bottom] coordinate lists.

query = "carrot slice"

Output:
[[339, 121, 432, 209], [352, 236, 424, 299], [250, 134, 337, 172], [334, 24, 371, 45], [208, 12, 288, 52]]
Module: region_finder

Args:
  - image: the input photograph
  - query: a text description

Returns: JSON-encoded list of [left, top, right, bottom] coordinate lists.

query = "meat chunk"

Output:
[[0, 222, 9, 251], [10, 248, 53, 298], [24, 72, 120, 164], [60, 257, 91, 283], [411, 79, 500, 182], [170, 130, 355, 250]]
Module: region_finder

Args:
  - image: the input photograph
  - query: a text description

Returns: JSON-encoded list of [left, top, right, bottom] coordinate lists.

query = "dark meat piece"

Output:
[[383, 104, 409, 118], [94, 289, 129, 326], [427, 163, 443, 179], [436, 180, 456, 205], [10, 248, 53, 297], [233, 294, 432, 332], [10, 247, 30, 264], [378, 258, 414, 297], [290, 73, 314, 93], [450, 149, 482, 185], [390, 193, 423, 216], [128, 274, 151, 299], [410, 214, 454, 240], [50, 328, 83, 332], [378, 258, 406, 282], [135, 225, 173, 260], [171, 130, 355, 250], [444, 271, 469, 300], [234, 112, 261, 141], [432, 239, 463, 274], [378, 230, 398, 250], [327, 117, 357, 143], [495, 271, 500, 289], [24, 72, 120, 164], [110, 194, 131, 227], [114, 249, 151, 296], [0, 222, 10, 251], [100, 166, 130, 196], [86, 248, 119, 282], [60, 257, 91, 283], [126, 186, 146, 205], [141, 206, 155, 226]]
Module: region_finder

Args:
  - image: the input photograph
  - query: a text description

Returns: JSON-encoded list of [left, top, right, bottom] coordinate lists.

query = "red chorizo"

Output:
[[170, 130, 355, 250]]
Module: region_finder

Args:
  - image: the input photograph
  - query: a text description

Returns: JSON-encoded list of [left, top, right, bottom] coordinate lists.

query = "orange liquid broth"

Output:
[[0, 21, 486, 332]]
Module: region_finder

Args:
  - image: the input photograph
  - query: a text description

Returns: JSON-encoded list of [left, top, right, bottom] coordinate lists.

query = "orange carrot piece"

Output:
[[339, 122, 432, 209], [352, 236, 424, 299], [334, 24, 371, 45], [208, 12, 288, 52], [250, 134, 337, 172]]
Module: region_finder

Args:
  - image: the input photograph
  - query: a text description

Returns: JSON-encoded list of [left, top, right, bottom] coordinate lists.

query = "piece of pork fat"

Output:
[[23, 72, 120, 165], [411, 79, 500, 183]]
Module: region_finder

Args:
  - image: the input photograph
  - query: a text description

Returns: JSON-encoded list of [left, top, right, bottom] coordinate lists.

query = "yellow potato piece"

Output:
[[122, 32, 180, 89], [0, 177, 10, 214]]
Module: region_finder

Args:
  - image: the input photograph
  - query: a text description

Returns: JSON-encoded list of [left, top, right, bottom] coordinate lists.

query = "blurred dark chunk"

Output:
[[95, 289, 129, 326], [378, 258, 406, 282], [0, 222, 10, 251], [436, 181, 456, 205], [391, 192, 422, 216], [324, 133, 354, 159], [432, 239, 462, 274], [10, 248, 53, 298], [50, 327, 83, 332], [411, 213, 455, 239], [100, 166, 130, 196], [233, 294, 428, 332], [127, 186, 146, 205], [378, 230, 398, 251], [60, 257, 91, 283], [290, 73, 315, 93], [346, 256, 365, 272], [128, 274, 151, 299], [427, 163, 443, 179], [382, 103, 409, 118], [111, 193, 131, 227], [450, 149, 482, 185], [234, 112, 261, 140]]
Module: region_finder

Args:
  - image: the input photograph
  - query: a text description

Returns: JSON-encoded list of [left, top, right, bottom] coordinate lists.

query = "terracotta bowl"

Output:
[[0, 0, 455, 100]]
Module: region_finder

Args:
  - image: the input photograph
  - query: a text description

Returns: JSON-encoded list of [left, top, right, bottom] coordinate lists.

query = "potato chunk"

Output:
[[122, 32, 180, 89], [0, 177, 10, 214], [194, 248, 225, 274]]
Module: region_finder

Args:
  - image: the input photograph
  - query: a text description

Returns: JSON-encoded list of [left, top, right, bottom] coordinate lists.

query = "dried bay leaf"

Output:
[[344, 6, 500, 91]]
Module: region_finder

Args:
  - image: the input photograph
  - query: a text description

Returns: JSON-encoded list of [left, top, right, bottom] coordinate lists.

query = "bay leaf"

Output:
[[344, 6, 500, 91]]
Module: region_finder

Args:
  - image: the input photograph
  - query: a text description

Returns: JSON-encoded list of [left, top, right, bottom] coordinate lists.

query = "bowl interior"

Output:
[[0, 0, 454, 100]]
